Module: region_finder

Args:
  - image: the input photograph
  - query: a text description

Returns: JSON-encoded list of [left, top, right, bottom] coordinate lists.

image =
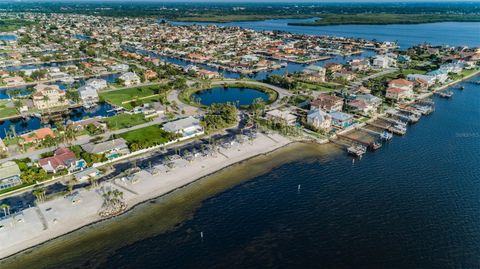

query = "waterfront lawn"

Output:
[[0, 106, 19, 119], [119, 125, 178, 150], [99, 85, 166, 109], [401, 69, 427, 75], [297, 81, 341, 92], [104, 113, 150, 130]]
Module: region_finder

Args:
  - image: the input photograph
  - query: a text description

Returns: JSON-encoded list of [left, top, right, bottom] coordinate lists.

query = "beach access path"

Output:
[[0, 132, 291, 259]]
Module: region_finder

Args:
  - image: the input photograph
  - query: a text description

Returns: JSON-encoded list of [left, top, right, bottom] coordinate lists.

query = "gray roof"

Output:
[[162, 117, 200, 133], [74, 167, 100, 180], [0, 161, 21, 181], [81, 138, 128, 154]]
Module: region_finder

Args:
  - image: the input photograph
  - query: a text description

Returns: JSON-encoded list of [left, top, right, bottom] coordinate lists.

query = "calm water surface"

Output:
[[96, 78, 480, 268], [193, 87, 269, 106], [4, 77, 477, 269]]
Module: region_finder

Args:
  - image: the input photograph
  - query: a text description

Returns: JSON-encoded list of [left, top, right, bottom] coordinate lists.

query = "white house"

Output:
[[372, 55, 396, 69], [119, 72, 141, 86], [162, 116, 204, 137], [85, 78, 108, 90], [307, 109, 332, 130], [78, 85, 99, 105], [110, 64, 129, 72], [265, 109, 297, 126]]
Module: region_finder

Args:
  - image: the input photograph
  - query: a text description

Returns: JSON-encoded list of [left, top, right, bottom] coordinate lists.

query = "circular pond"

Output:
[[192, 87, 270, 106]]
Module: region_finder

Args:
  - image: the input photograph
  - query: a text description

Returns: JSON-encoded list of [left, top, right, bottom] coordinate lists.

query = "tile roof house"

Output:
[[310, 94, 344, 113], [119, 72, 141, 86], [32, 84, 68, 110], [386, 87, 413, 101], [388, 79, 414, 91], [20, 127, 55, 144], [39, 147, 77, 173]]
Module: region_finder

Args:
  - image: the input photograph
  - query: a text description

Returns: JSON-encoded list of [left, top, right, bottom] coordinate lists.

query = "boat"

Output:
[[389, 124, 407, 135], [436, 90, 453, 98], [380, 131, 393, 141], [347, 144, 367, 157], [369, 141, 382, 150]]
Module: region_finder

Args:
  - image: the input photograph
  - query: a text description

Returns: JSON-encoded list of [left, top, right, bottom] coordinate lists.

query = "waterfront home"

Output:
[[119, 72, 141, 86], [78, 85, 99, 106], [143, 70, 158, 81], [85, 78, 108, 90], [386, 87, 413, 101], [348, 59, 370, 71], [302, 65, 326, 82], [20, 127, 55, 144], [3, 76, 25, 86], [38, 147, 77, 173], [398, 55, 412, 63], [0, 161, 22, 191], [265, 109, 297, 126], [110, 63, 129, 72], [355, 94, 383, 108], [74, 167, 101, 183], [333, 70, 356, 81], [198, 69, 220, 80], [407, 74, 436, 87], [388, 79, 414, 92], [325, 62, 343, 73], [70, 117, 107, 132], [347, 99, 376, 115], [310, 94, 344, 113], [32, 84, 68, 110], [162, 116, 204, 137], [307, 109, 332, 130], [372, 55, 396, 69], [0, 137, 6, 152], [329, 111, 354, 128], [426, 69, 449, 84], [82, 138, 130, 157]]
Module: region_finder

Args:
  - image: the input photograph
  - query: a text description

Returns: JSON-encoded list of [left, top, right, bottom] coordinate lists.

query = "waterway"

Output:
[[1, 76, 479, 268], [193, 87, 269, 106], [0, 102, 115, 138], [171, 18, 480, 49]]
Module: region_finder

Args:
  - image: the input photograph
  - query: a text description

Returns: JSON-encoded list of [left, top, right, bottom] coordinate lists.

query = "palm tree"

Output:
[[0, 204, 10, 217], [32, 187, 46, 203]]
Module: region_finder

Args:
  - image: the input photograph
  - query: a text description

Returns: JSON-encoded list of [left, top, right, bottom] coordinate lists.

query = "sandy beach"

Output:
[[0, 132, 291, 259]]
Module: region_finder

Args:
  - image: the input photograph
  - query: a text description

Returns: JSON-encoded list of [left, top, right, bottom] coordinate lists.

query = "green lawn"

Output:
[[0, 101, 19, 118], [402, 69, 427, 75], [119, 125, 175, 150], [104, 113, 149, 130], [99, 85, 164, 109]]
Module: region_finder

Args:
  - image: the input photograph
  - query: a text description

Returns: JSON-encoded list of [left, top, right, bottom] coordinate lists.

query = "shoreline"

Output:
[[0, 132, 295, 261]]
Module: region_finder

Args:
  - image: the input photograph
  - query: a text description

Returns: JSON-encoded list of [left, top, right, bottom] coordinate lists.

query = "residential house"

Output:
[[265, 109, 297, 126], [20, 128, 55, 144], [119, 72, 141, 86], [355, 94, 383, 108], [388, 79, 414, 92], [70, 117, 107, 132], [3, 76, 25, 86], [162, 116, 204, 137], [303, 65, 326, 82], [198, 69, 220, 79], [426, 69, 448, 84], [386, 87, 413, 101], [85, 78, 108, 90], [329, 111, 354, 128], [310, 94, 344, 113], [407, 74, 436, 87], [32, 84, 68, 110], [372, 55, 396, 69], [110, 63, 129, 72], [333, 70, 356, 81], [348, 59, 370, 71], [347, 99, 375, 115], [78, 85, 99, 105], [325, 63, 343, 73], [143, 70, 158, 81], [307, 109, 332, 130], [82, 138, 130, 158], [0, 161, 22, 191], [39, 147, 77, 173]]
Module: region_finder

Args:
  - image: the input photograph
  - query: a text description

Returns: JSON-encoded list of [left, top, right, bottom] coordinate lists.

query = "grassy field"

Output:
[[103, 113, 149, 130], [99, 85, 164, 109], [0, 19, 33, 32], [0, 101, 19, 119], [297, 81, 342, 92], [290, 13, 480, 26], [119, 125, 174, 150]]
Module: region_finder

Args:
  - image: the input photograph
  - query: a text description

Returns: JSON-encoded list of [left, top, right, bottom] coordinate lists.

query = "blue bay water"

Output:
[[94, 77, 480, 269], [193, 87, 269, 106]]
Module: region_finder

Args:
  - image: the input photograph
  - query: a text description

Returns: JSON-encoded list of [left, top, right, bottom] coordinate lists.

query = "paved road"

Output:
[[351, 68, 399, 86]]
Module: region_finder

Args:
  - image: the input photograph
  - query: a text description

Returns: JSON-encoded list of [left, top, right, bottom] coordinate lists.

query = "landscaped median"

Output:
[[178, 81, 279, 108]]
